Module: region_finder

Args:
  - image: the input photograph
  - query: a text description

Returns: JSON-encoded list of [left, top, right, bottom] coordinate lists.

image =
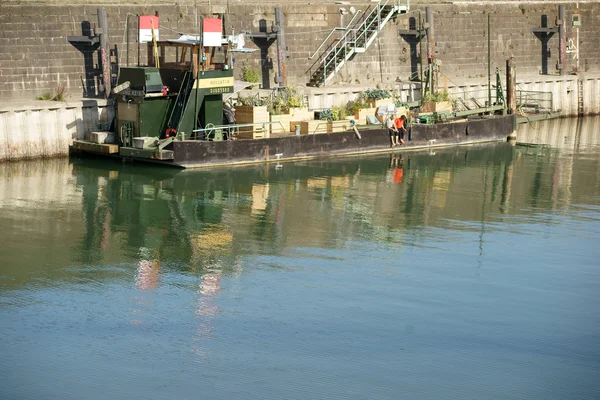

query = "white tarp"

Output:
[[376, 103, 397, 115]]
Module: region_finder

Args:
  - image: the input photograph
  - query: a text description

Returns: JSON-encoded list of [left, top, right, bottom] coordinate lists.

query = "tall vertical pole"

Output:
[[126, 14, 130, 67], [419, 14, 423, 99], [98, 7, 111, 98], [194, 7, 202, 136], [487, 13, 491, 108], [576, 3, 580, 72], [425, 7, 434, 64], [425, 7, 435, 94], [275, 8, 287, 88], [506, 57, 517, 141], [558, 4, 566, 75], [506, 58, 516, 114], [137, 15, 141, 67]]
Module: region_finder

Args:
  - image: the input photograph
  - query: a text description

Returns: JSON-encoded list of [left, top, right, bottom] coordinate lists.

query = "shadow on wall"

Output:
[[65, 100, 115, 142], [70, 21, 119, 98], [398, 17, 422, 82], [72, 21, 101, 98]]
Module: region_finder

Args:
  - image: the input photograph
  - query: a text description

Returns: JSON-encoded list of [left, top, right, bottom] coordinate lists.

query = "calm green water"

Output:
[[1, 117, 600, 399]]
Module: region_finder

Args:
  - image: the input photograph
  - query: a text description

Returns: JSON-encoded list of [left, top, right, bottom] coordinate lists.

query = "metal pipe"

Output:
[[488, 13, 491, 108], [126, 14, 129, 67], [418, 11, 423, 99], [137, 14, 140, 67]]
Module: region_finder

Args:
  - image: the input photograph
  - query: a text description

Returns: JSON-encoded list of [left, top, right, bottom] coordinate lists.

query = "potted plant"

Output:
[[419, 90, 453, 113], [348, 96, 376, 125], [362, 87, 394, 108], [235, 94, 269, 138], [270, 87, 312, 134]]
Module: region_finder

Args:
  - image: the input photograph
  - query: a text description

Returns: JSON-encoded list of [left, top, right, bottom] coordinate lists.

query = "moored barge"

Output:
[[71, 29, 515, 169]]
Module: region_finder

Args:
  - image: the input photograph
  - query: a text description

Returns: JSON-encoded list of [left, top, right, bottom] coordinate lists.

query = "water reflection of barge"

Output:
[[70, 33, 515, 169]]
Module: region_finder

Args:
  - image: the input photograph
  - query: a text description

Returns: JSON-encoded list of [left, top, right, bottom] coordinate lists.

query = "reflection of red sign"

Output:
[[139, 15, 159, 43], [393, 168, 404, 183]]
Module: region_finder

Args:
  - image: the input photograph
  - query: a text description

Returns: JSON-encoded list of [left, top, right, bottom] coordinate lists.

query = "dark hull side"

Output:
[[170, 115, 515, 168]]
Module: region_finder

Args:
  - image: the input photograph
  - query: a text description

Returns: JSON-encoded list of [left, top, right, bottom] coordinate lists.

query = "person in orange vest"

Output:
[[394, 115, 407, 145]]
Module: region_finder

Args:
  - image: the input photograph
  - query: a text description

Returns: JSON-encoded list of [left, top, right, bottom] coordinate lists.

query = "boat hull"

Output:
[[170, 115, 516, 168], [70, 115, 515, 168]]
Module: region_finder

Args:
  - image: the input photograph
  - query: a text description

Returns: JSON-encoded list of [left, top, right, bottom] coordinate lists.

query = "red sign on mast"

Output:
[[139, 15, 159, 43], [203, 18, 222, 47]]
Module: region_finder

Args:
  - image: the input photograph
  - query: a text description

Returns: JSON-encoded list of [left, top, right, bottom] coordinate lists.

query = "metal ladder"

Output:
[[307, 0, 408, 87], [167, 70, 194, 134], [577, 79, 584, 116]]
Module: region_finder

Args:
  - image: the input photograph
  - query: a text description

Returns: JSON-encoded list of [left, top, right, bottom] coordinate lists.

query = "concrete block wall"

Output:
[[0, 2, 598, 101]]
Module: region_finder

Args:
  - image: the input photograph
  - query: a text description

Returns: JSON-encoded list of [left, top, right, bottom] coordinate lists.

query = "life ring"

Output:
[[165, 127, 177, 138]]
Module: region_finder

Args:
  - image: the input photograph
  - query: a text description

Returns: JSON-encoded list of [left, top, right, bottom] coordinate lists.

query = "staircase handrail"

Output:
[[308, 10, 364, 60], [306, 0, 403, 86], [306, 2, 379, 76]]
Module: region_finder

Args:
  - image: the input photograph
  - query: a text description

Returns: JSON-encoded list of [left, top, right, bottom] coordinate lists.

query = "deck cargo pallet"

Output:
[[300, 120, 330, 134], [235, 106, 269, 139]]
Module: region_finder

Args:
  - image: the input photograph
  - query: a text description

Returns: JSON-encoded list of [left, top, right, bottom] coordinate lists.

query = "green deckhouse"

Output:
[[110, 34, 235, 159]]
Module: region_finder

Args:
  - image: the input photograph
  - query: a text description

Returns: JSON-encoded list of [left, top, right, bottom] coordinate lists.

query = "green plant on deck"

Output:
[[333, 105, 348, 121], [347, 97, 371, 115], [268, 86, 304, 114], [319, 105, 348, 121], [362, 87, 392, 100], [319, 109, 333, 121], [237, 93, 268, 107], [268, 99, 284, 115], [278, 86, 304, 108], [422, 90, 450, 103], [36, 82, 67, 101]]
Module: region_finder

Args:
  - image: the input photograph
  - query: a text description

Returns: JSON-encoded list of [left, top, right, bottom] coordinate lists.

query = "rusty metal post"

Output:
[[274, 8, 287, 88], [425, 7, 435, 64], [97, 7, 111, 97], [425, 7, 435, 94], [558, 4, 566, 75], [506, 58, 516, 114]]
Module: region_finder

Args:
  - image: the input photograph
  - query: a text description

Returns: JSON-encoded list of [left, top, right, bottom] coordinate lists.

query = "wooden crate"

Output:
[[354, 107, 376, 125], [235, 105, 269, 137], [420, 101, 453, 113], [236, 127, 268, 139], [289, 120, 307, 133], [283, 107, 313, 121], [270, 114, 294, 135], [300, 120, 330, 134]]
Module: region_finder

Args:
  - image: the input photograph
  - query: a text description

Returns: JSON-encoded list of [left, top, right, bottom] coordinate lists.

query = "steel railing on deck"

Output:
[[191, 121, 287, 140], [516, 90, 553, 112]]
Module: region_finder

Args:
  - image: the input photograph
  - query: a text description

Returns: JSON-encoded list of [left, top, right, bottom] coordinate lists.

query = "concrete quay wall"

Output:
[[307, 75, 600, 117], [0, 99, 113, 161], [1, 74, 598, 162], [0, 2, 599, 100]]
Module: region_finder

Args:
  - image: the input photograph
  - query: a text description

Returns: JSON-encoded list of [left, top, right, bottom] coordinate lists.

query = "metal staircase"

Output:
[[307, 0, 408, 87]]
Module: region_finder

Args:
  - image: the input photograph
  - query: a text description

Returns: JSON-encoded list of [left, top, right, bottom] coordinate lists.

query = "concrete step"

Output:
[[87, 130, 115, 144]]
